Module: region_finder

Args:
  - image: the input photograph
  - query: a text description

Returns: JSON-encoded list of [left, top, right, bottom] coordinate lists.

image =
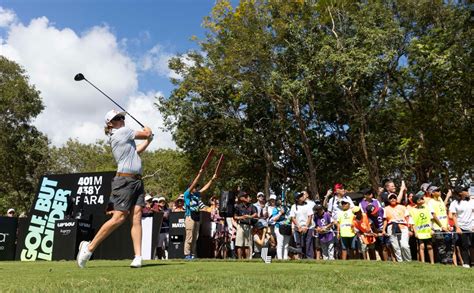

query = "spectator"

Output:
[[142, 195, 154, 217], [254, 192, 267, 219], [234, 191, 258, 259], [271, 198, 291, 260], [7, 208, 16, 217], [156, 197, 170, 259], [173, 195, 185, 212], [352, 206, 376, 260], [336, 198, 356, 260], [151, 197, 161, 213], [290, 192, 314, 259], [313, 204, 335, 260], [366, 204, 390, 261], [266, 194, 277, 224], [252, 219, 275, 259], [409, 192, 445, 264], [383, 193, 411, 262], [327, 183, 354, 221], [449, 186, 474, 268], [183, 169, 217, 260], [427, 185, 452, 264]]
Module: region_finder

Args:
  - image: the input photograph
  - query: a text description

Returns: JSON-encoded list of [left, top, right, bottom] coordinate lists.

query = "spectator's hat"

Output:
[[454, 185, 468, 194], [413, 191, 425, 203], [238, 191, 248, 198], [7, 208, 15, 214], [352, 206, 361, 214], [427, 185, 440, 193], [255, 219, 268, 230], [388, 193, 397, 200], [340, 198, 350, 204], [145, 195, 152, 201], [269, 194, 277, 200], [313, 204, 324, 212], [152, 197, 159, 202], [334, 183, 344, 191], [420, 183, 431, 192], [257, 192, 264, 198], [294, 191, 304, 200], [157, 196, 166, 202]]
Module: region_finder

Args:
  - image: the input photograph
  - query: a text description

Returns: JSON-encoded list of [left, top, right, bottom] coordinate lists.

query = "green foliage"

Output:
[[0, 56, 49, 214]]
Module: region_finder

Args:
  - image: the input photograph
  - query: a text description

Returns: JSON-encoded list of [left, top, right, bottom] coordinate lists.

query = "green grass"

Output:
[[0, 259, 472, 292]]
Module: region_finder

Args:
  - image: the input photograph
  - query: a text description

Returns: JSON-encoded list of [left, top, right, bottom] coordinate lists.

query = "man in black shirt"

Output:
[[234, 191, 257, 259]]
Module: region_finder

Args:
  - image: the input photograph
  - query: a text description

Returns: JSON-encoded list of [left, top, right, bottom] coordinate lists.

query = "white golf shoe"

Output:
[[130, 256, 142, 268], [76, 241, 92, 268]]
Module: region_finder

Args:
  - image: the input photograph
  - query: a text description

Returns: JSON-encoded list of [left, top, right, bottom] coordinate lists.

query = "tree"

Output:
[[0, 56, 49, 213]]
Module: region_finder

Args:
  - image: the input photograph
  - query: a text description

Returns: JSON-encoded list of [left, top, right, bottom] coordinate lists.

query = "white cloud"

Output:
[[0, 7, 175, 151], [0, 7, 16, 27], [138, 45, 195, 80]]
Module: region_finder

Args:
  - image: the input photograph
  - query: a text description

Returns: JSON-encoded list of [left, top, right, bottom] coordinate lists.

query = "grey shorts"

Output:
[[235, 223, 252, 247], [109, 176, 145, 212]]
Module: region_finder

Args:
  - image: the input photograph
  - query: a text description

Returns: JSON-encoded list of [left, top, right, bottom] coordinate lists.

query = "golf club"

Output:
[[74, 73, 145, 128]]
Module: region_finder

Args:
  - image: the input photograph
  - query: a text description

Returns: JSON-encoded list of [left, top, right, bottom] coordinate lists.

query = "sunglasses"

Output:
[[111, 115, 125, 121]]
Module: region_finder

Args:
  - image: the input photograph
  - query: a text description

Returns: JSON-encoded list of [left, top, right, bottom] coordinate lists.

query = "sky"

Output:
[[0, 0, 222, 150]]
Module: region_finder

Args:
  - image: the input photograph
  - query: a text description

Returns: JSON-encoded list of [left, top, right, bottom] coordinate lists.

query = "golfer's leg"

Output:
[[130, 205, 143, 257], [88, 211, 127, 252]]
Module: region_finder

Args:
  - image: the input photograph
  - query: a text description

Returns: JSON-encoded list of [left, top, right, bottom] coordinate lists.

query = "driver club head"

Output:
[[74, 73, 85, 81]]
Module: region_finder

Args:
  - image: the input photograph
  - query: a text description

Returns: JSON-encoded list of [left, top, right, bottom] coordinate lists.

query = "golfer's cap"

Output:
[[145, 195, 152, 201], [104, 109, 126, 124], [257, 192, 264, 198], [269, 194, 277, 200], [352, 206, 361, 214], [427, 185, 440, 193], [157, 197, 166, 202], [7, 208, 15, 214], [152, 197, 159, 202]]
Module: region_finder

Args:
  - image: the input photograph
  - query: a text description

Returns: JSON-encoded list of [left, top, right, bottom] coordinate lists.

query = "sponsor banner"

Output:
[[17, 172, 115, 261]]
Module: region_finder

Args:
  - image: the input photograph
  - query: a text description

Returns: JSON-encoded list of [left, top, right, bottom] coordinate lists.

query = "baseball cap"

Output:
[[413, 191, 425, 203], [104, 109, 126, 125], [157, 197, 166, 202], [145, 195, 152, 201], [388, 193, 397, 200], [238, 191, 248, 198], [255, 219, 268, 230], [454, 185, 469, 194], [257, 192, 264, 198], [294, 192, 304, 200], [352, 206, 361, 214], [313, 204, 324, 211], [7, 208, 15, 214], [420, 183, 431, 192], [334, 183, 344, 190], [340, 198, 350, 204], [366, 204, 378, 216], [152, 197, 159, 202], [269, 194, 277, 200], [427, 185, 440, 193]]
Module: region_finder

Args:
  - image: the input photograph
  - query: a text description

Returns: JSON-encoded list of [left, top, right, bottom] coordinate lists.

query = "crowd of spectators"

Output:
[[161, 181, 473, 267]]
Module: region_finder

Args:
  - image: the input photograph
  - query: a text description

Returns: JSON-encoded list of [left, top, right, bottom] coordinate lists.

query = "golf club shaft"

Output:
[[84, 78, 145, 128]]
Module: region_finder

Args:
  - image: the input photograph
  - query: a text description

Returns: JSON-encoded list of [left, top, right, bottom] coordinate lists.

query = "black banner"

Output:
[[17, 172, 115, 261], [0, 217, 18, 260]]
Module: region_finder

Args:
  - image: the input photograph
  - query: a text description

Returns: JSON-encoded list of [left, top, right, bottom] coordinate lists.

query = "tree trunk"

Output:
[[263, 146, 273, 199], [292, 97, 319, 199]]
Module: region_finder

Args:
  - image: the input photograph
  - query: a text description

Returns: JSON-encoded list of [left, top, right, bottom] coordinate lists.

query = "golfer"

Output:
[[76, 109, 153, 268]]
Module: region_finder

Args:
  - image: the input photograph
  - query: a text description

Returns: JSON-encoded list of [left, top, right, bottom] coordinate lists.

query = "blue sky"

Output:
[[0, 0, 226, 149]]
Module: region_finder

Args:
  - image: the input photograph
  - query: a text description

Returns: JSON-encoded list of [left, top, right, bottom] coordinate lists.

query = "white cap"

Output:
[[104, 109, 126, 125], [145, 195, 152, 201], [157, 196, 166, 202], [269, 194, 277, 200], [7, 208, 15, 214], [257, 192, 264, 197], [152, 197, 159, 202]]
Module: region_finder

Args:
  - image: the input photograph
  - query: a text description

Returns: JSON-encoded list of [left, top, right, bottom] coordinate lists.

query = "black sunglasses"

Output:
[[111, 115, 125, 121]]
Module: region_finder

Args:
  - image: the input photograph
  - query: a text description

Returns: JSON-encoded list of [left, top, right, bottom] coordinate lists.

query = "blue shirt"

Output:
[[271, 206, 289, 228], [184, 189, 205, 217]]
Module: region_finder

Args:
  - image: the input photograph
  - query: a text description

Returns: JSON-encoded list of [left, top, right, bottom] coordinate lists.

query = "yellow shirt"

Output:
[[338, 210, 355, 237], [428, 198, 448, 230], [409, 206, 433, 239]]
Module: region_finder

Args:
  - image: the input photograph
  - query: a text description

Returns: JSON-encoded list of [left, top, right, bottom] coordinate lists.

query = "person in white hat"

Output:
[[76, 109, 153, 269], [7, 208, 15, 217]]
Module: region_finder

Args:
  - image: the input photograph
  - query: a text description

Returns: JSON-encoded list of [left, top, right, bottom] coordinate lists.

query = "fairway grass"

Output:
[[0, 259, 472, 292]]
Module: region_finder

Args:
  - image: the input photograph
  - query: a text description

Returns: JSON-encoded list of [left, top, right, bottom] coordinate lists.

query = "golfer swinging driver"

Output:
[[76, 109, 153, 268]]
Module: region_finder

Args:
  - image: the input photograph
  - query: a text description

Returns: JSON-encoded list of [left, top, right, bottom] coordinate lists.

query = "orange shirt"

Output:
[[384, 204, 408, 229]]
